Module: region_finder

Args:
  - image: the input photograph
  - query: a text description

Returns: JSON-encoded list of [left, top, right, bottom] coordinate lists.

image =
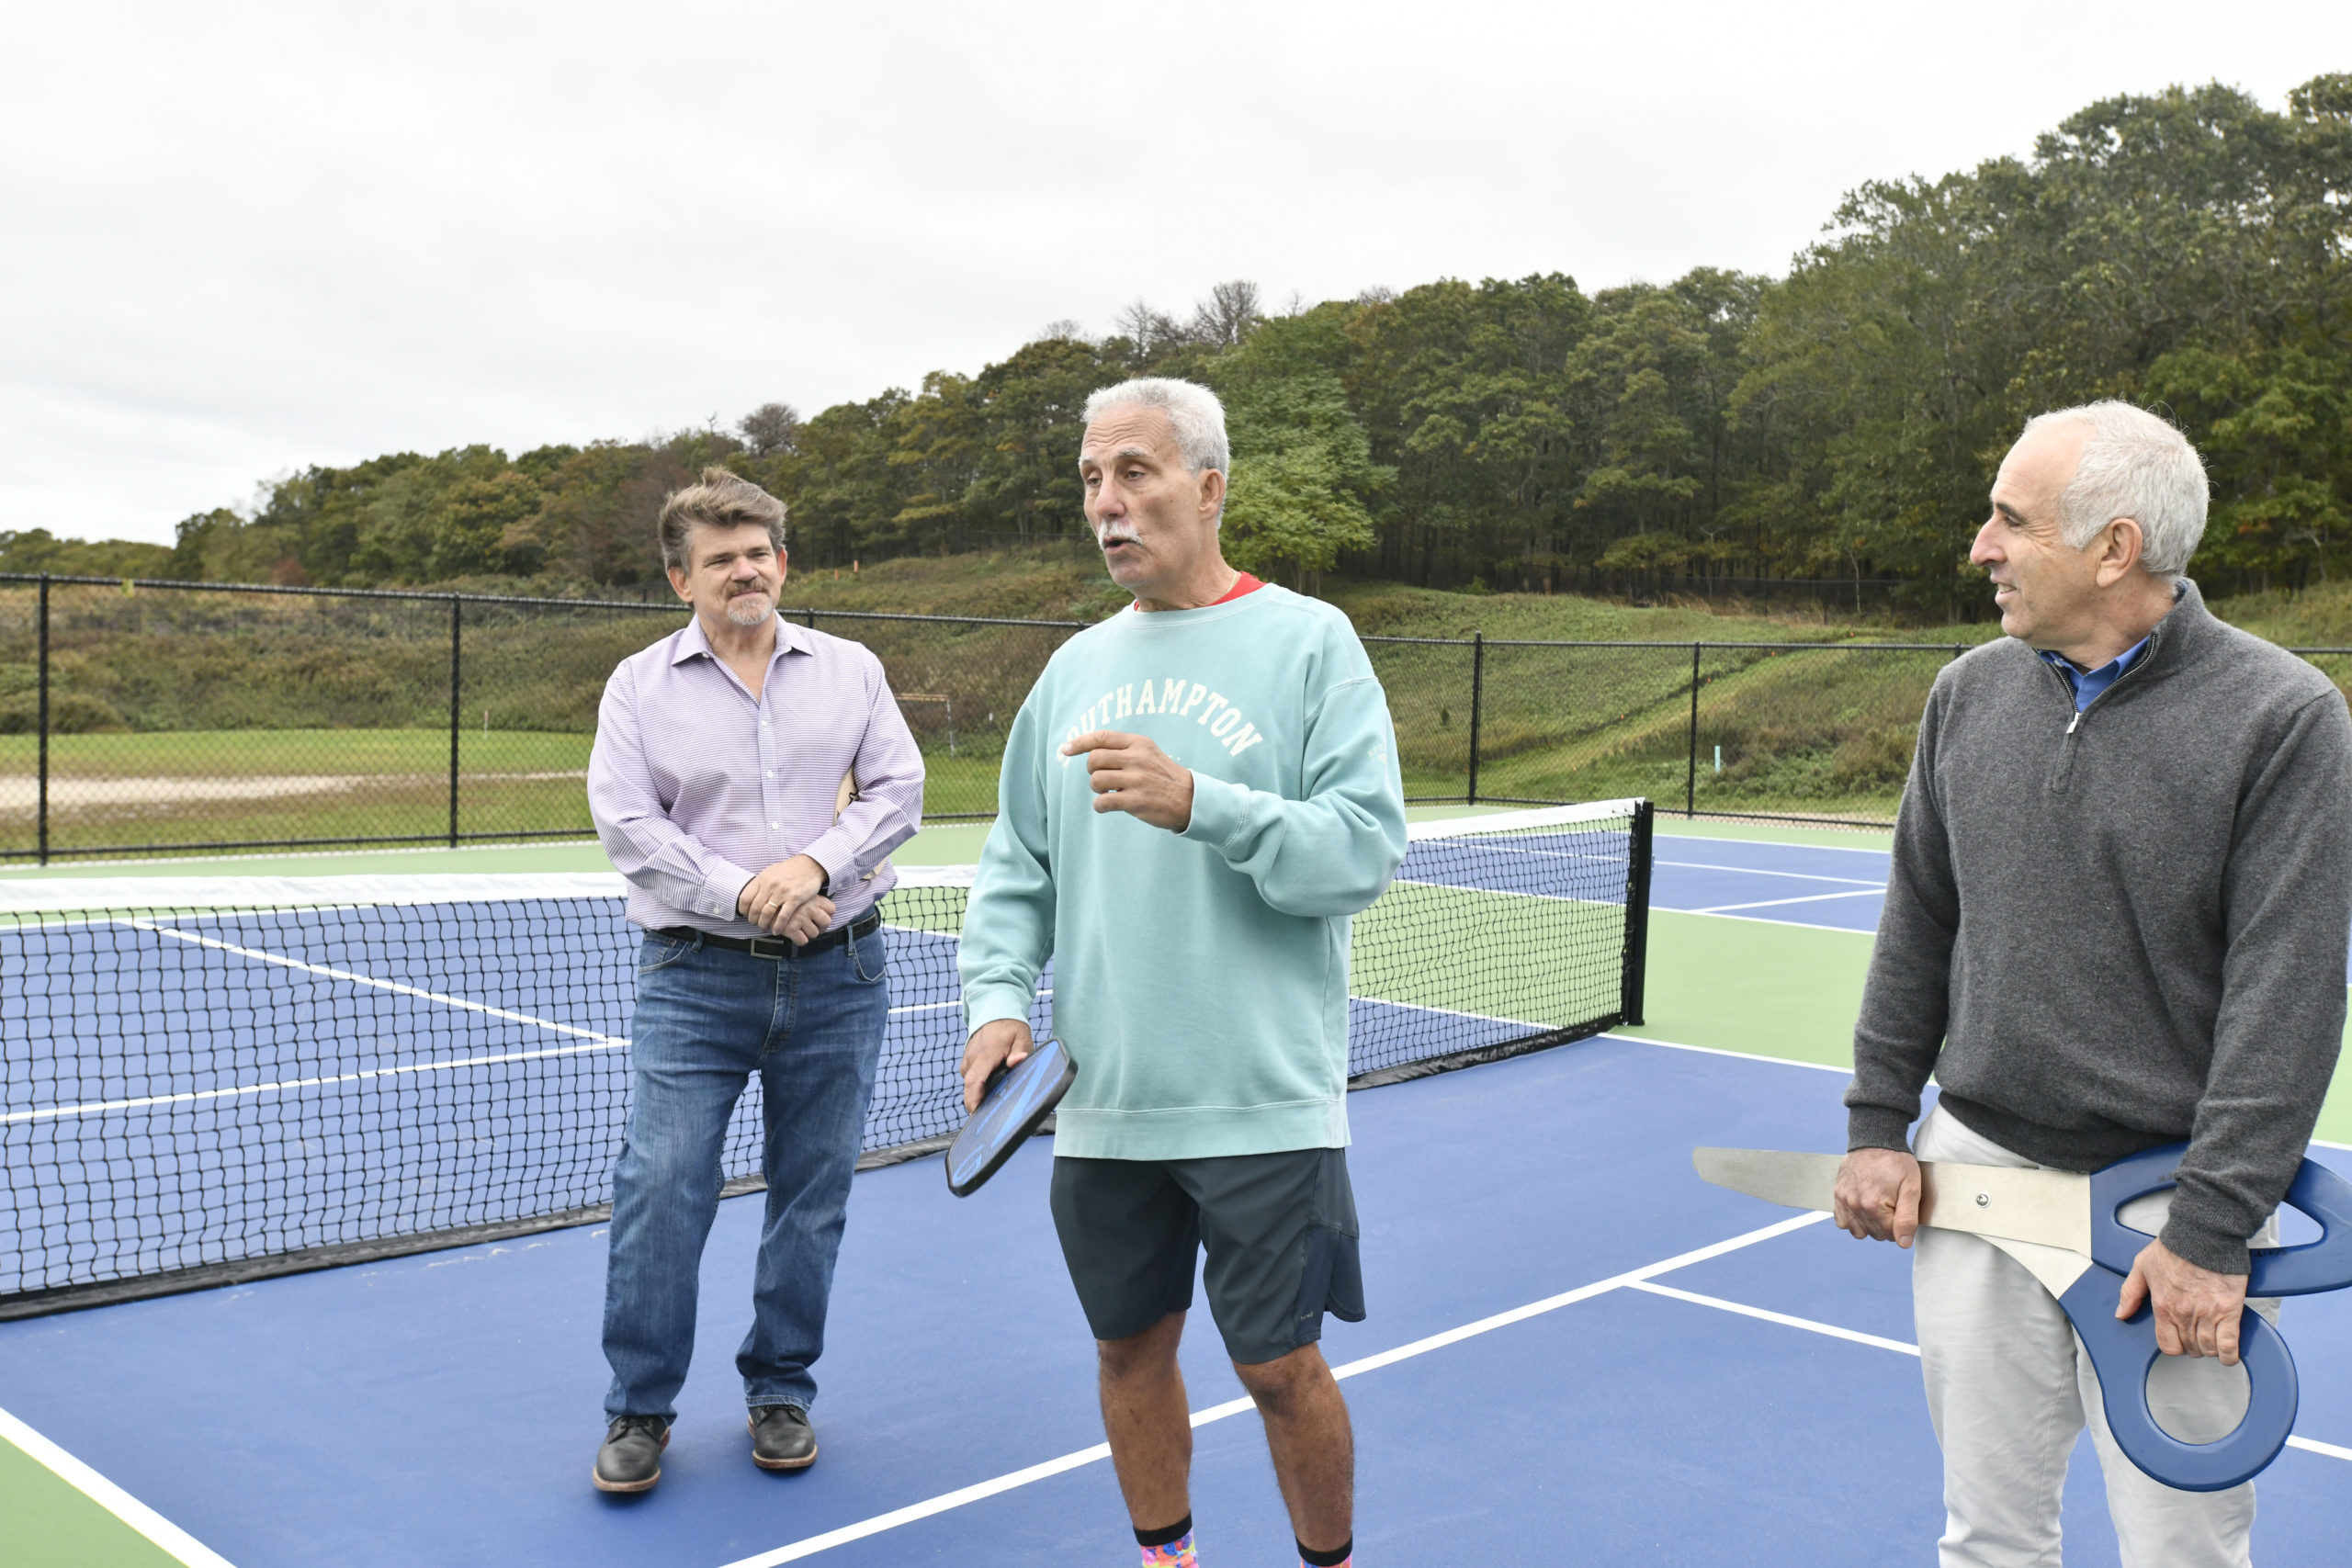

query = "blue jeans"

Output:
[[602, 925, 888, 1419]]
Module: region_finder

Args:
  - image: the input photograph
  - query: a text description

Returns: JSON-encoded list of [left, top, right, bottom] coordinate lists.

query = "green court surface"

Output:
[[3, 811, 2345, 1560], [0, 1421, 184, 1568]]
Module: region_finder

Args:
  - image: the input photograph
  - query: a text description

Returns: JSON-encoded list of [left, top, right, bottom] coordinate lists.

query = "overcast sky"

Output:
[[4, 1, 2346, 547]]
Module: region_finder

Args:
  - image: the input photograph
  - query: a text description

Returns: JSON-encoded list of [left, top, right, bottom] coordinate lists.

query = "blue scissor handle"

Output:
[[2061, 1262, 2299, 1493], [2089, 1144, 2352, 1296]]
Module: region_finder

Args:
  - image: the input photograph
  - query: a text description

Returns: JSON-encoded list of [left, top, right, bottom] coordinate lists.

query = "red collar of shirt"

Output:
[[1130, 572, 1265, 612]]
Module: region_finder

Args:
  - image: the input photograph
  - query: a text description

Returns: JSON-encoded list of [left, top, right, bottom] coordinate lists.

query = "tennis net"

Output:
[[0, 799, 1650, 1316]]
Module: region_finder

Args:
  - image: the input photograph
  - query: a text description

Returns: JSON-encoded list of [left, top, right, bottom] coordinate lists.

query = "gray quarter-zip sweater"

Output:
[[1845, 579, 2352, 1274]]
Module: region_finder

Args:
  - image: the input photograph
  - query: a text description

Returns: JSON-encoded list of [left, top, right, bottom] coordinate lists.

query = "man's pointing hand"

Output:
[[1064, 729, 1194, 831]]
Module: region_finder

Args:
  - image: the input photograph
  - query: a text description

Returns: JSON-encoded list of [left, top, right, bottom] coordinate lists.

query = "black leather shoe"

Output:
[[593, 1414, 670, 1493], [749, 1404, 818, 1471]]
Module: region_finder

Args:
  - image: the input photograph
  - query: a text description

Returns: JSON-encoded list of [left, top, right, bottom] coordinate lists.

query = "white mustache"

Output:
[[1095, 525, 1140, 546]]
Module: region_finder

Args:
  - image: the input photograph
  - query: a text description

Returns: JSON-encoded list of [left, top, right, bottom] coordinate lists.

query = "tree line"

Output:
[[10, 74, 2346, 614]]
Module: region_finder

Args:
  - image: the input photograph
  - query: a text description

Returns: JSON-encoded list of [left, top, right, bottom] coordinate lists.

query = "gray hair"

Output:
[[1082, 378, 1231, 479], [2020, 400, 2209, 576], [657, 467, 786, 574]]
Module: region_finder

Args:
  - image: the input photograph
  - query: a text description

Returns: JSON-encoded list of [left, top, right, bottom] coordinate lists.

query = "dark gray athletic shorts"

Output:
[[1048, 1146, 1365, 1366]]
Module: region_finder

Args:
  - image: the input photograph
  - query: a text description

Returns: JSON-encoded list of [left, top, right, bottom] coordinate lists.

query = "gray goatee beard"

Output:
[[724, 592, 775, 627]]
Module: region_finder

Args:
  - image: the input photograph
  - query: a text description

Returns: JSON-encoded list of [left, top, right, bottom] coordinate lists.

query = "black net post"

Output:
[[1622, 798, 1653, 1026], [1467, 631, 1484, 805], [447, 595, 462, 849], [36, 573, 49, 866], [1685, 641, 1701, 818]]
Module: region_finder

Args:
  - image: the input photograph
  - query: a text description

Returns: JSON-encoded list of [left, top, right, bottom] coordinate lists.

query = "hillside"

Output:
[[780, 545, 1968, 642], [784, 544, 2352, 649]]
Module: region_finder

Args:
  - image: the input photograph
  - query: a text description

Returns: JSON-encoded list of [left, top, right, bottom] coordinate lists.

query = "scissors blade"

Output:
[[1694, 1148, 2095, 1255], [1693, 1147, 1840, 1213], [1917, 1162, 2093, 1255], [1983, 1234, 2096, 1298]]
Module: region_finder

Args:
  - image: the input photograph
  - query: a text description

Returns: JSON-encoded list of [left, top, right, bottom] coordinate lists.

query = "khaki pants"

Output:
[[1910, 1103, 2280, 1568]]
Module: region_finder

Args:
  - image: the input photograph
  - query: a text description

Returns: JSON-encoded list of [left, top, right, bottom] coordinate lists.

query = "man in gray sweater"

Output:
[[1832, 400, 2351, 1566]]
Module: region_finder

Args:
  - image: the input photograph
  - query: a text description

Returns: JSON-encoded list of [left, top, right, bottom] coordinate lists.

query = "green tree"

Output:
[[431, 468, 544, 578], [0, 529, 174, 578], [1213, 310, 1386, 590]]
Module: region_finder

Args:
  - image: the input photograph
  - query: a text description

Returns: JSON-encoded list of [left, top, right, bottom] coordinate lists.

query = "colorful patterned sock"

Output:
[[1298, 1537, 1351, 1568], [1136, 1513, 1195, 1566]]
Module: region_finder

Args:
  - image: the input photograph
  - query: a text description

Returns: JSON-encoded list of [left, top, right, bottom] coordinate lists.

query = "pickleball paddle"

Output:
[[945, 1036, 1076, 1196]]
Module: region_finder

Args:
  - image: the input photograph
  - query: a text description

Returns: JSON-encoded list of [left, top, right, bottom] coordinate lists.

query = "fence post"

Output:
[[1467, 632, 1484, 805], [1685, 642, 1701, 818], [36, 573, 50, 865], [447, 595, 462, 849]]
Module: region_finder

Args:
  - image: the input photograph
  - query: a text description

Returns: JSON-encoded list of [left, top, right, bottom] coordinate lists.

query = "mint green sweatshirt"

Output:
[[959, 584, 1408, 1159]]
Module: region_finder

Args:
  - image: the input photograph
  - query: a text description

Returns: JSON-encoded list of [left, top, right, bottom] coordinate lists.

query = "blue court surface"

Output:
[[1649, 832, 1891, 933], [4, 1034, 2346, 1566], [1, 822, 1632, 1302]]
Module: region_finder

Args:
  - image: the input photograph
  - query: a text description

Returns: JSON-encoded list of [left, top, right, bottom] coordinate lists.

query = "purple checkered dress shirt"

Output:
[[587, 613, 924, 937]]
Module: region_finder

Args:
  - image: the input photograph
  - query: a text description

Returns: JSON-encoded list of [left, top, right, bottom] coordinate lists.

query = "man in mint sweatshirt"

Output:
[[959, 377, 1408, 1568]]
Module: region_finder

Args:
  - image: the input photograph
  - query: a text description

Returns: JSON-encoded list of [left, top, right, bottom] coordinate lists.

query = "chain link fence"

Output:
[[9, 570, 2347, 860], [0, 575, 1082, 860]]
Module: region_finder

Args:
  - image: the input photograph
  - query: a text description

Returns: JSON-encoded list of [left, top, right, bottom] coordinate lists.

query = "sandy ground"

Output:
[[0, 773, 587, 815]]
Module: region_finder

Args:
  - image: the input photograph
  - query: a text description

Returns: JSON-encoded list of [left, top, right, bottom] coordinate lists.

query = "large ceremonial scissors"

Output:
[[1693, 1143, 2352, 1492]]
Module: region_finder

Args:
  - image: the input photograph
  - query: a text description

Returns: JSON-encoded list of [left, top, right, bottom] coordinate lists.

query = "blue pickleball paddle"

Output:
[[945, 1036, 1077, 1196]]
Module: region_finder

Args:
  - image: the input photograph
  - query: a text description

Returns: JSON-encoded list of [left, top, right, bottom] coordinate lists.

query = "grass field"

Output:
[[0, 729, 595, 858], [0, 728, 1017, 857]]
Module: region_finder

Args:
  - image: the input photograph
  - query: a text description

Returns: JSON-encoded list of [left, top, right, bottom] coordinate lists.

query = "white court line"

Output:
[[1630, 1280, 1921, 1356], [6, 918, 630, 1122], [1657, 830, 1893, 856], [1414, 839, 1883, 891], [0, 1403, 238, 1568], [714, 1213, 1829, 1567], [1387, 877, 1618, 909], [1682, 888, 1886, 916], [1669, 907, 1879, 934], [128, 919, 621, 1045], [1352, 995, 1548, 1034], [4, 1038, 626, 1123], [1658, 859, 1884, 887], [1605, 1032, 1854, 1077], [1631, 1281, 2352, 1467], [1608, 1034, 2352, 1169]]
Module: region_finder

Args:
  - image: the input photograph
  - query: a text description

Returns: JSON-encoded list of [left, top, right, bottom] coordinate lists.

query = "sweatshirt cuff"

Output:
[[963, 982, 1038, 1036], [1847, 1107, 1917, 1155], [1179, 771, 1249, 855], [2159, 1209, 2255, 1277]]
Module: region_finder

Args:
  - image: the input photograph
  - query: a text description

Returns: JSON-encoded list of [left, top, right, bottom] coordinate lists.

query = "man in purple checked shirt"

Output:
[[584, 468, 924, 1494]]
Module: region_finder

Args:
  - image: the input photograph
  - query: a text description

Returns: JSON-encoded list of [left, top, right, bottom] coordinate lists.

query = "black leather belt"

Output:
[[657, 910, 880, 960]]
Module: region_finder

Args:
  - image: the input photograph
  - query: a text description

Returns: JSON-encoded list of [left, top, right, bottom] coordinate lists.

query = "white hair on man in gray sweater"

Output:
[[2021, 400, 2211, 576]]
